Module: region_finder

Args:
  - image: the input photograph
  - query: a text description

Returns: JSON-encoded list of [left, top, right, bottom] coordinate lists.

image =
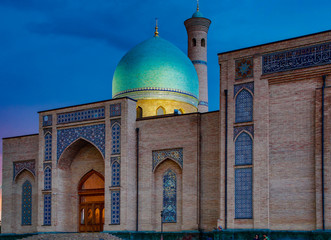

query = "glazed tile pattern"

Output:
[[233, 125, 254, 140], [43, 115, 52, 127], [235, 58, 253, 80], [234, 82, 254, 97], [111, 122, 121, 155], [22, 180, 32, 225], [152, 148, 183, 171], [57, 124, 105, 160], [235, 168, 252, 219], [110, 103, 121, 117], [235, 89, 253, 123], [235, 132, 253, 166], [44, 167, 52, 190], [13, 160, 35, 180], [263, 41, 331, 74], [44, 194, 52, 225], [199, 101, 209, 107], [111, 190, 120, 224], [192, 60, 207, 66], [57, 107, 105, 124], [163, 169, 177, 223], [111, 161, 120, 187], [44, 133, 52, 161]]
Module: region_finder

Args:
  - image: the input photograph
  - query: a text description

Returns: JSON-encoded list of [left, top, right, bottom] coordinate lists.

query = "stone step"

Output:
[[21, 232, 121, 240]]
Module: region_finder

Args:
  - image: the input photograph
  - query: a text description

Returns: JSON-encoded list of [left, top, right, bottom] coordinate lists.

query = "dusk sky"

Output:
[[1, 0, 331, 194]]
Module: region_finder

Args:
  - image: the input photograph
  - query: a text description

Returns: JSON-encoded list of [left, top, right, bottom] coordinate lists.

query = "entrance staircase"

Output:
[[22, 232, 121, 240]]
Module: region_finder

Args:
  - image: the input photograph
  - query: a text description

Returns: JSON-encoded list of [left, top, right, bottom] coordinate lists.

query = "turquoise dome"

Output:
[[112, 36, 199, 106], [192, 11, 203, 18]]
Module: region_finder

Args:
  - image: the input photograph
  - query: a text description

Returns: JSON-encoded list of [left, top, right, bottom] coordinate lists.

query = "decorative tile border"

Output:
[[57, 107, 105, 124], [235, 168, 253, 219], [43, 162, 52, 170], [234, 82, 254, 97], [43, 194, 52, 225], [152, 148, 183, 171], [57, 124, 105, 160], [192, 60, 207, 66], [262, 41, 331, 74], [111, 190, 120, 224], [110, 103, 121, 117], [111, 156, 121, 164], [234, 125, 254, 140], [13, 160, 35, 180], [43, 115, 52, 127], [235, 58, 253, 80], [43, 128, 52, 135], [198, 101, 208, 106]]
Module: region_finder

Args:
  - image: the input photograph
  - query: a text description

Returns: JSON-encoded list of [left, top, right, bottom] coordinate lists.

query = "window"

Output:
[[43, 193, 52, 225], [111, 123, 121, 155], [235, 89, 253, 123], [111, 190, 120, 224], [22, 180, 32, 225], [112, 161, 120, 187], [157, 106, 165, 116], [235, 168, 253, 219], [201, 38, 205, 47], [163, 169, 176, 223], [44, 133, 52, 161], [235, 132, 253, 165], [44, 167, 52, 190], [137, 106, 143, 118], [192, 38, 196, 47]]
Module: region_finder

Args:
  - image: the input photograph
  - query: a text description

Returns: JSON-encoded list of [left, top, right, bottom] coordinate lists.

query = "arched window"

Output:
[[22, 180, 32, 225], [137, 106, 143, 118], [201, 38, 205, 47], [162, 169, 176, 223], [44, 167, 52, 190], [44, 133, 52, 161], [235, 132, 252, 165], [112, 161, 120, 187], [111, 123, 121, 155], [235, 89, 253, 123], [192, 38, 196, 47], [157, 106, 165, 116]]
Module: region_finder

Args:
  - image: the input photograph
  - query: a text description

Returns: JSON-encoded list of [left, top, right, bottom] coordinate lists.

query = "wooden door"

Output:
[[79, 201, 104, 232]]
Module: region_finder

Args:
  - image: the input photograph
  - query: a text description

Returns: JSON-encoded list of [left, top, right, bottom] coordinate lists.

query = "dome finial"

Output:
[[197, 0, 199, 11], [154, 18, 159, 37]]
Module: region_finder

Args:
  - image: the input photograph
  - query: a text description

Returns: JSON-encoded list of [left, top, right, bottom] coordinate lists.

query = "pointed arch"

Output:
[[235, 131, 253, 165], [153, 158, 182, 173], [192, 38, 197, 47], [78, 169, 105, 191], [136, 106, 143, 118], [235, 88, 253, 123], [156, 106, 166, 116], [162, 169, 177, 223]]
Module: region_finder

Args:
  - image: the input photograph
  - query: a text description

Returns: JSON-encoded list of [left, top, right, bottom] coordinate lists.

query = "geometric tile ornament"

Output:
[[44, 167, 52, 190], [57, 124, 105, 160], [262, 41, 331, 74], [111, 161, 120, 187], [235, 89, 253, 123], [235, 58, 253, 80], [57, 107, 105, 124], [13, 160, 35, 180], [111, 190, 120, 224], [235, 168, 253, 219], [192, 60, 207, 66], [43, 193, 52, 225], [110, 103, 121, 117], [235, 132, 253, 166], [162, 169, 177, 223], [152, 148, 183, 171], [234, 82, 254, 98], [43, 115, 52, 127], [22, 180, 32, 225], [111, 121, 121, 155], [234, 125, 254, 140], [44, 133, 52, 161]]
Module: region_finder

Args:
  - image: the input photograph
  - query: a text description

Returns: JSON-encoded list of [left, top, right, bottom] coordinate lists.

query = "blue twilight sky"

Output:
[[1, 0, 331, 172]]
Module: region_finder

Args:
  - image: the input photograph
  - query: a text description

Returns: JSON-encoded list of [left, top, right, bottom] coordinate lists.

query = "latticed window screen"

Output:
[[163, 169, 177, 223], [44, 194, 52, 225], [235, 89, 253, 123], [22, 180, 32, 225], [44, 133, 52, 161], [112, 162, 120, 186], [111, 190, 120, 224], [44, 167, 52, 190], [235, 132, 253, 165], [111, 124, 121, 155], [235, 168, 253, 219]]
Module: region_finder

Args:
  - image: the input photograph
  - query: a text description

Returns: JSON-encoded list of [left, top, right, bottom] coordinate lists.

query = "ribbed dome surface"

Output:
[[112, 36, 199, 101]]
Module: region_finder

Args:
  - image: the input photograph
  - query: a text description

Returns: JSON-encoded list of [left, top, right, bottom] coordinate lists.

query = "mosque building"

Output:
[[2, 3, 331, 239]]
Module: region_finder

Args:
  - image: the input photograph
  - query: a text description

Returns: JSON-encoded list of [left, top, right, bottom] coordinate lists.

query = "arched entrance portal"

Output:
[[78, 170, 105, 232]]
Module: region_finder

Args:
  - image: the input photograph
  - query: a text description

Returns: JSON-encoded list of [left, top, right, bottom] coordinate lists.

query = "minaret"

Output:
[[184, 1, 211, 112]]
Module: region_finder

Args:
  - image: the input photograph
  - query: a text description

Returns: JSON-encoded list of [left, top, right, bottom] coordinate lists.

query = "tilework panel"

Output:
[[111, 161, 120, 187], [111, 156, 120, 164], [111, 122, 121, 155], [22, 180, 32, 225], [235, 168, 253, 219], [163, 169, 177, 223], [235, 58, 253, 80], [13, 160, 35, 180], [110, 103, 121, 117], [234, 125, 254, 140], [235, 132, 253, 165], [192, 60, 207, 66], [43, 128, 52, 135], [234, 82, 254, 97], [57, 107, 105, 124], [43, 162, 52, 170], [152, 148, 183, 171], [44, 167, 52, 190], [57, 124, 105, 160], [44, 133, 52, 161], [43, 115, 52, 127], [235, 89, 253, 123], [111, 190, 120, 224], [262, 41, 331, 74], [44, 194, 52, 225], [199, 101, 209, 107]]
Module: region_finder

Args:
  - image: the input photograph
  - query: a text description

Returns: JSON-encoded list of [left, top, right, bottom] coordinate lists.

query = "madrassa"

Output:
[[2, 4, 331, 238]]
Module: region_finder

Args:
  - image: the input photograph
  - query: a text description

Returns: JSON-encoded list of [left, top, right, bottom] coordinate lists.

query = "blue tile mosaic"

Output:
[[110, 103, 121, 117], [235, 168, 253, 219], [234, 82, 254, 97], [235, 58, 253, 80], [263, 41, 331, 74], [57, 124, 105, 160], [57, 107, 105, 124], [111, 122, 121, 155], [43, 115, 52, 127], [198, 101, 209, 107], [152, 148, 183, 171], [43, 162, 52, 170], [234, 125, 254, 140], [235, 132, 253, 166], [44, 167, 52, 190], [111, 190, 120, 224], [235, 89, 253, 123], [44, 133, 52, 161], [13, 160, 35, 180], [163, 169, 177, 223], [111, 161, 120, 187], [192, 60, 207, 66], [43, 193, 52, 225], [22, 180, 32, 225]]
